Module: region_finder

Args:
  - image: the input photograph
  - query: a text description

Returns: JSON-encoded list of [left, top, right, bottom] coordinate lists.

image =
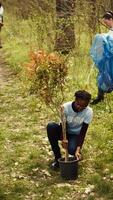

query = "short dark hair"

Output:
[[74, 90, 91, 102], [103, 11, 113, 19]]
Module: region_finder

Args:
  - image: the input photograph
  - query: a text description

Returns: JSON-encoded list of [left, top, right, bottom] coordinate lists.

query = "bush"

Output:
[[25, 50, 68, 116]]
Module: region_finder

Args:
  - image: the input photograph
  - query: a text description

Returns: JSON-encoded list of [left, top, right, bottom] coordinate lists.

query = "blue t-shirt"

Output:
[[63, 101, 93, 135]]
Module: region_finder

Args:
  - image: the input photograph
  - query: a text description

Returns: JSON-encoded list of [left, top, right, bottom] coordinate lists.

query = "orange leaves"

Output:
[[47, 52, 61, 64], [24, 50, 47, 77], [25, 49, 68, 107], [29, 50, 47, 64], [25, 50, 63, 76], [25, 60, 37, 76]]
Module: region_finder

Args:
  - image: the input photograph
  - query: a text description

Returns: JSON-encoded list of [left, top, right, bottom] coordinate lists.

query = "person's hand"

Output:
[[62, 139, 68, 149], [75, 148, 82, 161]]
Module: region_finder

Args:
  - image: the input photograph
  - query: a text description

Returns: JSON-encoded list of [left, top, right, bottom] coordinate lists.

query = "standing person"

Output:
[[91, 11, 113, 104], [47, 90, 93, 170], [0, 2, 4, 24], [0, 2, 4, 48]]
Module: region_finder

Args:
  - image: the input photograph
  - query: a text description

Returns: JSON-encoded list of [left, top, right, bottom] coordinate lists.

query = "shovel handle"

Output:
[[65, 149, 69, 162], [61, 106, 69, 161]]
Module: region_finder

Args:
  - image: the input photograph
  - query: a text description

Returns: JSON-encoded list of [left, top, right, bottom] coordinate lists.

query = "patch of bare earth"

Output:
[[0, 52, 14, 87]]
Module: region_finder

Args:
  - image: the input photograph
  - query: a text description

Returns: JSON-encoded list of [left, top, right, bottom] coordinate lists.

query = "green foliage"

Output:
[[89, 174, 113, 199], [1, 1, 113, 199]]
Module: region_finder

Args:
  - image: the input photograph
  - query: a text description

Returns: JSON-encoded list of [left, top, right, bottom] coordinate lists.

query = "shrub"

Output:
[[25, 50, 68, 116]]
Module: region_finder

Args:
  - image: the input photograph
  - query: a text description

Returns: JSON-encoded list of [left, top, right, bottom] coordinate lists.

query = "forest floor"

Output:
[[0, 52, 13, 86], [0, 50, 113, 200]]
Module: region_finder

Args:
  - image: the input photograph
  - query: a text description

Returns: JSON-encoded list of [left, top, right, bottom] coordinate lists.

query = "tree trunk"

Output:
[[86, 0, 97, 44], [55, 0, 75, 54], [110, 0, 113, 10], [88, 0, 97, 33]]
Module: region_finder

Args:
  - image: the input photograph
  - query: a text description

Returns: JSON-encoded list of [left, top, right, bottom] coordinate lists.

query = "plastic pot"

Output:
[[58, 157, 78, 180]]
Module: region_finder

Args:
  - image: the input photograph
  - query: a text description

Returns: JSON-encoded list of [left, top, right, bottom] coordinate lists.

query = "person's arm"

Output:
[[77, 122, 89, 147], [75, 122, 89, 160]]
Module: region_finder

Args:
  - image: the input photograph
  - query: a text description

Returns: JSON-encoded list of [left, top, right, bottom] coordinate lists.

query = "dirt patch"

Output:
[[0, 51, 14, 87]]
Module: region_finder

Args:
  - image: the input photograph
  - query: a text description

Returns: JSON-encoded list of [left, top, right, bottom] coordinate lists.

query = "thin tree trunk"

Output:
[[55, 0, 75, 54], [89, 0, 97, 33], [0, 28, 1, 47], [110, 0, 113, 10], [87, 0, 97, 44]]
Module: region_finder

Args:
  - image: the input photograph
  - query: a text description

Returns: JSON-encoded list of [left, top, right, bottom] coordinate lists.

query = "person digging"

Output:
[[47, 90, 93, 170]]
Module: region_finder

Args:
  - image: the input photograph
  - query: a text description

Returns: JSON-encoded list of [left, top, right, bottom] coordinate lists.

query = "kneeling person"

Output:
[[47, 90, 93, 170]]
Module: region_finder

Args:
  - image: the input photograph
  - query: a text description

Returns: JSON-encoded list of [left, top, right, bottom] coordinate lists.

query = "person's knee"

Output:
[[47, 122, 57, 131], [47, 122, 53, 131], [47, 122, 59, 137]]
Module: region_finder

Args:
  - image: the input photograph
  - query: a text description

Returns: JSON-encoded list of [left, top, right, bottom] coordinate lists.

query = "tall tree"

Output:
[[87, 0, 97, 34], [55, 0, 75, 54], [110, 0, 113, 10]]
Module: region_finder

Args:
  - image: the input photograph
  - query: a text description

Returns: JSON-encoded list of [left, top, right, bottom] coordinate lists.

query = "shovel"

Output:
[[61, 106, 69, 162]]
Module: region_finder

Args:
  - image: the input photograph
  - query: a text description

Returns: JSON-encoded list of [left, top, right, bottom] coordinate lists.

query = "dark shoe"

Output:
[[50, 160, 59, 170], [90, 97, 104, 105]]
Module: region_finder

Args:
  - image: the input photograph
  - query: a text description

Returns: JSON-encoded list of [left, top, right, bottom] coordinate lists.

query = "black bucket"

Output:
[[58, 157, 78, 180]]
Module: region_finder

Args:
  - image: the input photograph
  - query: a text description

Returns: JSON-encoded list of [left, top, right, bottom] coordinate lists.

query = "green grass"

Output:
[[0, 10, 113, 200], [0, 56, 113, 200]]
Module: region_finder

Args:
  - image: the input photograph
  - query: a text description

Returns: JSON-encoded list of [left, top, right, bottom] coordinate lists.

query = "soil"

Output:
[[0, 51, 13, 87]]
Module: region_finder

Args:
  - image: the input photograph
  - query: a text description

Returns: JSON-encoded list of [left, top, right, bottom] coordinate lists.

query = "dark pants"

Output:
[[47, 122, 78, 161], [0, 16, 3, 23], [98, 88, 104, 100]]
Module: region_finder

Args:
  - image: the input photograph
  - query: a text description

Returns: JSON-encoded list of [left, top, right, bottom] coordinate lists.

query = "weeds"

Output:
[[1, 5, 113, 200]]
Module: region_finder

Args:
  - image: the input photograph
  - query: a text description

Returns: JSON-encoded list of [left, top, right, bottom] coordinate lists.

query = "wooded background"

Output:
[[0, 2, 113, 200], [3, 0, 113, 53]]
